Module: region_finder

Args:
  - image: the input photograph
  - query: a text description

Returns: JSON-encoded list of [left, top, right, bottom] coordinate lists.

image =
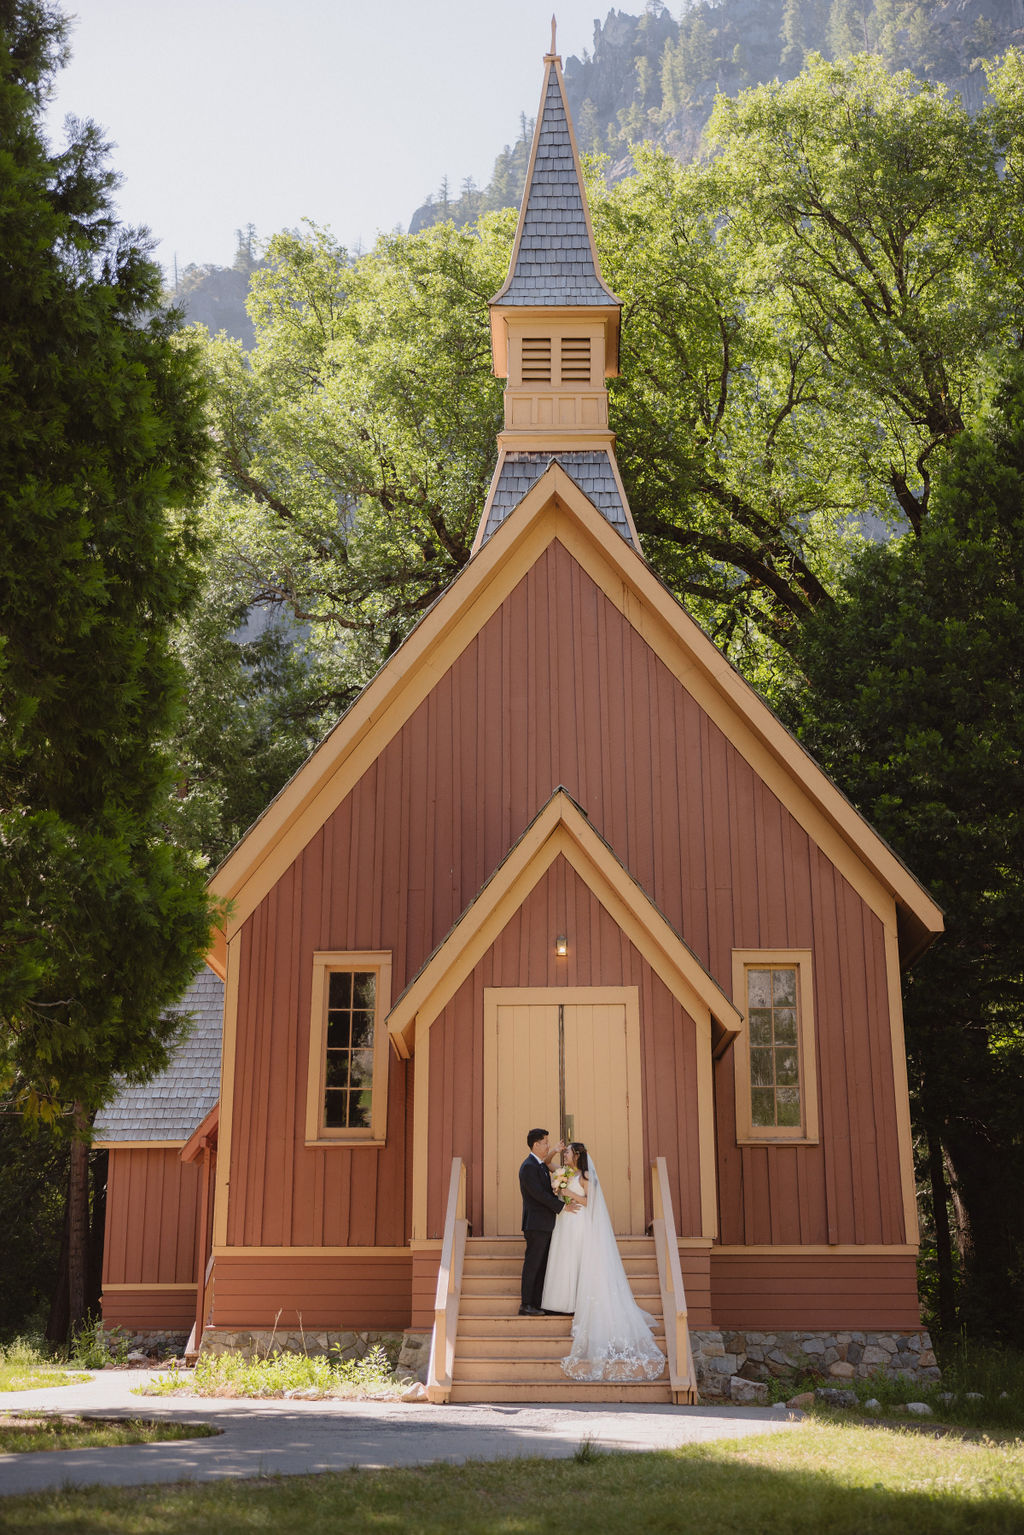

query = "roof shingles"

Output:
[[499, 70, 616, 307], [483, 451, 631, 543], [94, 969, 223, 1142]]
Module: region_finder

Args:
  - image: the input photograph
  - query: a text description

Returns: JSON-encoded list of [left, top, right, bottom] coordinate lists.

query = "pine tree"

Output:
[[0, 0, 213, 1334]]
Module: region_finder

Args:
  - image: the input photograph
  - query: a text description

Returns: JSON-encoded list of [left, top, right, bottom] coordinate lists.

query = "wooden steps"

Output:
[[446, 1235, 673, 1404]]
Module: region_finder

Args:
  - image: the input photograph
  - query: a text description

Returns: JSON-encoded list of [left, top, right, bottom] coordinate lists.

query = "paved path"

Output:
[[0, 1370, 801, 1497]]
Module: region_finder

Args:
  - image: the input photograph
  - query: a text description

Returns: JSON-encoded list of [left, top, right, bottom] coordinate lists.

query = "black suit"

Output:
[[519, 1153, 566, 1309]]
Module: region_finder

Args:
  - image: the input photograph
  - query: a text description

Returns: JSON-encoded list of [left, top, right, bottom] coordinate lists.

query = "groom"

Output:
[[518, 1126, 576, 1316]]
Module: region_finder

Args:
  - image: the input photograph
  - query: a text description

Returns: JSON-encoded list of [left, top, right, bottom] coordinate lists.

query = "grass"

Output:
[[0, 1420, 1021, 1533], [142, 1341, 405, 1400], [0, 1415, 217, 1454], [0, 1341, 89, 1395]]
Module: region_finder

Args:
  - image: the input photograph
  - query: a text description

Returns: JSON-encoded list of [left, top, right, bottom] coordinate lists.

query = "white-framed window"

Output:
[[731, 950, 818, 1144], [305, 951, 392, 1145]]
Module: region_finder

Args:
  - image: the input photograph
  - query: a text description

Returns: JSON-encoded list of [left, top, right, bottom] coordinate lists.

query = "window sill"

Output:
[[735, 1133, 819, 1147], [304, 1138, 387, 1149]]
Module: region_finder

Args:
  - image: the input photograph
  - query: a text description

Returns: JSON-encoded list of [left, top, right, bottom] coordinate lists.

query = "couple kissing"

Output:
[[517, 1126, 666, 1383]]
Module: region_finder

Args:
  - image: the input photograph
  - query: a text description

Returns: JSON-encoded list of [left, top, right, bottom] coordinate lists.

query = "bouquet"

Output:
[[550, 1166, 575, 1205]]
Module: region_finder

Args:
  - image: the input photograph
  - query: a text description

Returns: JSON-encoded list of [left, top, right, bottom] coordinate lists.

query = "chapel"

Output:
[[96, 36, 944, 1402]]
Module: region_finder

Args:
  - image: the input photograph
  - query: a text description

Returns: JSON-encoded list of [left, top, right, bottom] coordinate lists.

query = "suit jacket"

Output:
[[519, 1154, 565, 1233]]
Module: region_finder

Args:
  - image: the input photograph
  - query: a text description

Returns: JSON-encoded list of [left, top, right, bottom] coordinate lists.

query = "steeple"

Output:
[[472, 33, 639, 554]]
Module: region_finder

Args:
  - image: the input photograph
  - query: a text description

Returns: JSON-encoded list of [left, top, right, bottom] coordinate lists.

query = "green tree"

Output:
[[789, 360, 1024, 1338], [0, 0, 213, 1331], [708, 54, 1015, 533], [193, 215, 510, 699]]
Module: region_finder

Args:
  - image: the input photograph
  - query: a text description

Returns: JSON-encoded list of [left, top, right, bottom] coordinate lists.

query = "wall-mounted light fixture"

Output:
[[555, 934, 568, 957]]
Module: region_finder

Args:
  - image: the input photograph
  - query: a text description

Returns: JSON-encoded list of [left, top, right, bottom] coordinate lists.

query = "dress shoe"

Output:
[[518, 1305, 544, 1316]]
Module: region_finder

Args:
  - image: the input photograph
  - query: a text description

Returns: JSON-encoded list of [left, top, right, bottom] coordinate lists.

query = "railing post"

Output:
[[650, 1155, 698, 1405], [427, 1157, 470, 1403]]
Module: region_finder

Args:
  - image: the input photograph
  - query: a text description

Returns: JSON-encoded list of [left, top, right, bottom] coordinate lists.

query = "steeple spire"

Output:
[[473, 37, 638, 555]]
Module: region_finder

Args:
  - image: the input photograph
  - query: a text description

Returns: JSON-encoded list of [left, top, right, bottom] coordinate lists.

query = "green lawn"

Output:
[[1, 1420, 1021, 1534], [0, 1415, 216, 1454]]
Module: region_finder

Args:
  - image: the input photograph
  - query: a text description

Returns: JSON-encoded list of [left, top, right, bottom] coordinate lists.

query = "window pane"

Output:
[[749, 1009, 772, 1046], [324, 1052, 350, 1089], [349, 1091, 372, 1129], [773, 1008, 797, 1045], [350, 1048, 374, 1087], [352, 973, 376, 1010], [329, 972, 352, 1009], [750, 1048, 774, 1087], [776, 1087, 801, 1126], [324, 1089, 348, 1127], [326, 1014, 352, 1050], [772, 968, 797, 1006], [775, 1048, 800, 1086], [350, 1011, 374, 1050], [751, 1087, 774, 1126], [747, 970, 772, 1008]]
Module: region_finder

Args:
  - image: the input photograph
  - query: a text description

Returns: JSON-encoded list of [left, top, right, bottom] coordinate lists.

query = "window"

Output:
[[305, 952, 392, 1144], [731, 950, 818, 1144]]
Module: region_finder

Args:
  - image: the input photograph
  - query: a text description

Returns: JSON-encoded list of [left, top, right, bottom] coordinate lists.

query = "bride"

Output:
[[541, 1142, 665, 1383]]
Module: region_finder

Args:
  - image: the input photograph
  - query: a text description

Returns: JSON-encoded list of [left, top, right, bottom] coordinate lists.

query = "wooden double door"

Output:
[[482, 987, 645, 1236]]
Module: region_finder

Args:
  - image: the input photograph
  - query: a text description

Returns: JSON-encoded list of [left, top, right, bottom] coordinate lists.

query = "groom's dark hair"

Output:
[[527, 1128, 549, 1149]]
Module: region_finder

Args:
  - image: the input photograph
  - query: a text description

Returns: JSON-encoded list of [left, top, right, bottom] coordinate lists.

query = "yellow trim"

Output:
[[713, 1244, 919, 1255], [211, 1246, 410, 1257], [731, 950, 819, 1144], [412, 1016, 430, 1242], [95, 1140, 186, 1150], [481, 987, 647, 1237], [387, 791, 743, 1057], [102, 1283, 198, 1291], [304, 951, 392, 1145], [884, 921, 921, 1245], [208, 466, 941, 966], [212, 933, 240, 1250]]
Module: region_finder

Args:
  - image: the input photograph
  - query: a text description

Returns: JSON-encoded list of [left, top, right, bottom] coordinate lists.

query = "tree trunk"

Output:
[[942, 1119, 1024, 1338], [926, 1127, 958, 1334], [44, 1179, 70, 1347], [87, 1148, 107, 1315], [67, 1105, 90, 1338]]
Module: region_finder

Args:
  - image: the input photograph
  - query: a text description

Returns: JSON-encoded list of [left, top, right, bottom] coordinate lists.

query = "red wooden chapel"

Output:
[[96, 39, 944, 1402]]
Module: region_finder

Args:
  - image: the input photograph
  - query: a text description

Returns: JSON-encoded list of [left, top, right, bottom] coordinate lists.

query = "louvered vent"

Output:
[[560, 336, 592, 383], [522, 337, 552, 382]]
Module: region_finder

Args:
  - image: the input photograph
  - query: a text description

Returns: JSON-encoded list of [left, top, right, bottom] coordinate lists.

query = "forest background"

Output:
[[2, 0, 1022, 1351]]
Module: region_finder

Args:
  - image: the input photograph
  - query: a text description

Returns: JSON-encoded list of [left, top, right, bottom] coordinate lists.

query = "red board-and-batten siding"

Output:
[[100, 1148, 199, 1330], [220, 538, 913, 1327]]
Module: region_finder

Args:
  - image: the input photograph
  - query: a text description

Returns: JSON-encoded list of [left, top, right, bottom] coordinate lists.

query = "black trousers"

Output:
[[521, 1228, 553, 1309]]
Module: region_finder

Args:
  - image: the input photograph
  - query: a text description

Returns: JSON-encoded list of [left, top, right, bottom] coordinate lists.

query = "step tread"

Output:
[[449, 1383, 673, 1403]]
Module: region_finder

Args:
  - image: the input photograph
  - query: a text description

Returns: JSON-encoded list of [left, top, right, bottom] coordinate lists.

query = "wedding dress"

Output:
[[540, 1172, 587, 1312], [559, 1161, 666, 1383]]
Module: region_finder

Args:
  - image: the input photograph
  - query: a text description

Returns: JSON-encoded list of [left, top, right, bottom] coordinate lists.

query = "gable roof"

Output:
[[490, 52, 619, 309], [207, 463, 942, 974], [94, 967, 223, 1144], [386, 787, 744, 1058]]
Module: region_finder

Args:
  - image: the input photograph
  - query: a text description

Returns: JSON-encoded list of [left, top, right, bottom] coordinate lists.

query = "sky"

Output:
[[47, 0, 614, 276]]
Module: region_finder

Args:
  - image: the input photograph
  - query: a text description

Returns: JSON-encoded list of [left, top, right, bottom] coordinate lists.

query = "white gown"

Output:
[[544, 1161, 666, 1383], [540, 1173, 587, 1312]]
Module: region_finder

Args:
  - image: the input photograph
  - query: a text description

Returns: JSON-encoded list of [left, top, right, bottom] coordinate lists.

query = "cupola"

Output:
[[473, 25, 639, 554]]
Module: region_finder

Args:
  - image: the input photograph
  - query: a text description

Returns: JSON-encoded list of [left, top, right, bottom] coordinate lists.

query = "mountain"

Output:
[[176, 2, 1024, 341]]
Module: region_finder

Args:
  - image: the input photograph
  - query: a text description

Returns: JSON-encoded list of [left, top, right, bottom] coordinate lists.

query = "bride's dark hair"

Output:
[[570, 1141, 589, 1177]]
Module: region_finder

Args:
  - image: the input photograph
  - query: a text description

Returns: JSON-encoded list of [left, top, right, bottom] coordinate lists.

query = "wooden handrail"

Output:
[[650, 1156, 698, 1404], [427, 1157, 469, 1403]]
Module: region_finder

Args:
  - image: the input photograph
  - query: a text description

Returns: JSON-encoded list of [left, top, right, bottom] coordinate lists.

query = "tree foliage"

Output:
[[788, 359, 1024, 1336], [0, 0, 213, 1122]]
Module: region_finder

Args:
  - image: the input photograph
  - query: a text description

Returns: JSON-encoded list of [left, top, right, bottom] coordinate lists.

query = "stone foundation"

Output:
[[398, 1329, 431, 1382], [101, 1327, 190, 1358], [690, 1328, 940, 1397], [197, 1328, 406, 1367]]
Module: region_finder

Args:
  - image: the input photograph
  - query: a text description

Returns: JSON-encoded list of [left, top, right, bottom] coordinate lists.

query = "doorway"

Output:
[[482, 987, 645, 1236]]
